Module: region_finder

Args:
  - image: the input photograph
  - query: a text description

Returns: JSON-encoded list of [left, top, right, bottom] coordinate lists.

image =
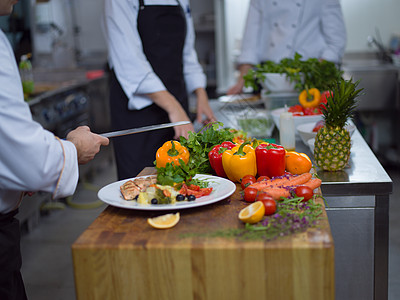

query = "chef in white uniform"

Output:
[[228, 0, 347, 94], [0, 1, 109, 298]]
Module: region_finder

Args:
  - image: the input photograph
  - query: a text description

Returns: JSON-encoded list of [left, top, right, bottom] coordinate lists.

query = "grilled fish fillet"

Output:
[[120, 176, 157, 200]]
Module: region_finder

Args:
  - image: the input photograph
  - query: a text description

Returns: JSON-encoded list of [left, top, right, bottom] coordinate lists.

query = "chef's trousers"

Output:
[[0, 209, 28, 300]]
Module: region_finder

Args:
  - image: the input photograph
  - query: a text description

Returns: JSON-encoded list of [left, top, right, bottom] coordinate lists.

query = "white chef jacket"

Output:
[[103, 0, 206, 110], [0, 29, 79, 214], [238, 0, 347, 65]]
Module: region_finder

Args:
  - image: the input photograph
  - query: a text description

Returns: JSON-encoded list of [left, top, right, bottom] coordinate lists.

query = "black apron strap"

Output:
[[137, 0, 188, 110], [0, 209, 28, 300], [109, 1, 189, 180]]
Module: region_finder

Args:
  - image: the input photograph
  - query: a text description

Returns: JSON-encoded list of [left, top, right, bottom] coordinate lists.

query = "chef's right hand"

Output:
[[147, 90, 194, 139], [66, 126, 109, 164], [227, 79, 244, 95], [227, 64, 253, 95]]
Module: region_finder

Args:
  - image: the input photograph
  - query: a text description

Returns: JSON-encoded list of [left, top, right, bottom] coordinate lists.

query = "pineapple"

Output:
[[314, 78, 363, 171]]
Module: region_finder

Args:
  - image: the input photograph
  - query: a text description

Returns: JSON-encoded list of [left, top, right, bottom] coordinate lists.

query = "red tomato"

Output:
[[187, 187, 213, 198], [295, 186, 314, 202], [303, 107, 321, 115], [256, 193, 276, 215], [320, 91, 332, 104], [256, 176, 270, 182], [241, 175, 257, 189], [188, 184, 200, 191], [313, 120, 325, 132], [242, 175, 257, 182], [288, 105, 303, 114], [243, 187, 258, 203]]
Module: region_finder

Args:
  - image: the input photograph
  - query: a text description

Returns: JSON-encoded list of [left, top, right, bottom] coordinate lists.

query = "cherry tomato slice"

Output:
[[295, 186, 314, 202], [256, 193, 276, 215], [243, 187, 258, 203]]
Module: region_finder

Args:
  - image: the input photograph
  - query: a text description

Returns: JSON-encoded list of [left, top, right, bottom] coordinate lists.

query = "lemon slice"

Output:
[[148, 212, 180, 229], [238, 201, 265, 224]]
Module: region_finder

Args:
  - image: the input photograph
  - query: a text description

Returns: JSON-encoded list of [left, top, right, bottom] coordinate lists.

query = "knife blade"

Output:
[[99, 121, 191, 138]]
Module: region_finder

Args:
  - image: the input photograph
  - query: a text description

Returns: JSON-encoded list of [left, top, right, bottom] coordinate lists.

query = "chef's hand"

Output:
[[195, 88, 217, 125], [227, 63, 253, 95], [147, 90, 194, 139], [226, 80, 244, 95], [66, 126, 110, 164]]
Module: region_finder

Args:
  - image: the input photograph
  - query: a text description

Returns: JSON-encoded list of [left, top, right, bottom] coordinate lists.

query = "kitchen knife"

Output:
[[99, 121, 191, 138]]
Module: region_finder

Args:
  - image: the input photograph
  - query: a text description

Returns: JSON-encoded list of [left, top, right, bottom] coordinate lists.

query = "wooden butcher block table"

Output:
[[72, 168, 334, 300]]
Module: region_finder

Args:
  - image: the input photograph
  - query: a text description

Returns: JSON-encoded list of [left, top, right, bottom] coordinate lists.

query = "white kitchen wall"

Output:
[[70, 0, 107, 59], [341, 0, 400, 53]]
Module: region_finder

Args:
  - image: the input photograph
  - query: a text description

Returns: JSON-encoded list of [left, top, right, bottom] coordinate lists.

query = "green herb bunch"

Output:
[[156, 159, 196, 186], [243, 52, 343, 93], [155, 122, 234, 185], [179, 122, 235, 174], [194, 196, 324, 242]]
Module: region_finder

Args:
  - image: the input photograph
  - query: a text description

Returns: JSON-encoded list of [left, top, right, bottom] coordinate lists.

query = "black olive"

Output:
[[176, 194, 185, 201], [187, 194, 196, 201], [151, 198, 158, 204]]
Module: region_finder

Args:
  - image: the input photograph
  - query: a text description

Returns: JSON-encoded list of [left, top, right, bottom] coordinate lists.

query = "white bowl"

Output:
[[297, 121, 357, 145], [297, 122, 322, 145], [271, 107, 323, 132], [307, 138, 315, 153], [261, 73, 296, 93]]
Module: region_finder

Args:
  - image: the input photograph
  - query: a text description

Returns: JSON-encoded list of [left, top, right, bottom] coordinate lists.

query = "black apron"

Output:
[[0, 209, 28, 300], [109, 0, 188, 180]]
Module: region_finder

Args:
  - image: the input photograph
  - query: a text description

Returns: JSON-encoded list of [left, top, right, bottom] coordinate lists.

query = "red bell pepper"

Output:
[[208, 141, 236, 177], [255, 143, 286, 178]]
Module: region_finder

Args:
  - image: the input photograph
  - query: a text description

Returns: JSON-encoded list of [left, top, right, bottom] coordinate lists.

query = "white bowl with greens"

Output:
[[261, 73, 296, 93]]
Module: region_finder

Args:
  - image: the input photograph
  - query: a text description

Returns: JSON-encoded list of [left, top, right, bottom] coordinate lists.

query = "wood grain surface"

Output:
[[72, 167, 334, 300]]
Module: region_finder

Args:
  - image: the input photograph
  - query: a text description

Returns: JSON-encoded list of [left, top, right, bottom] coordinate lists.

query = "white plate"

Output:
[[97, 174, 237, 211]]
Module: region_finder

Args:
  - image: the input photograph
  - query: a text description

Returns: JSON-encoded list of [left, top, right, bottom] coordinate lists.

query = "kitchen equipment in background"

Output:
[[29, 87, 89, 138]]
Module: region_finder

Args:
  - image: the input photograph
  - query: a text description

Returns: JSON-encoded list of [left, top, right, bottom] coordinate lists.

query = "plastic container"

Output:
[[279, 105, 295, 151], [19, 53, 34, 97]]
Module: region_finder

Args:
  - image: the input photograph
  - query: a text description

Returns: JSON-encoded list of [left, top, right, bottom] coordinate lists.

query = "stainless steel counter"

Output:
[[209, 99, 393, 300], [297, 130, 392, 300]]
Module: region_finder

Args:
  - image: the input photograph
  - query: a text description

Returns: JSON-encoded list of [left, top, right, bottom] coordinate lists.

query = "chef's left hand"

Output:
[[195, 88, 217, 125]]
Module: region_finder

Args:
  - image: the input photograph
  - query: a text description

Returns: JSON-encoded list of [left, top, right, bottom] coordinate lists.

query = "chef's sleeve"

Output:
[[237, 0, 264, 65], [320, 0, 347, 63]]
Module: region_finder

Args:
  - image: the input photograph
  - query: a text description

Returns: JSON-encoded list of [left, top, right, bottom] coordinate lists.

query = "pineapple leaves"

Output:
[[323, 77, 364, 129]]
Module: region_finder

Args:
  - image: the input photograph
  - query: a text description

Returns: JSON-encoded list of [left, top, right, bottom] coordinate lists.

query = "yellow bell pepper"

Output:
[[299, 88, 321, 108], [155, 141, 190, 168], [222, 141, 257, 182]]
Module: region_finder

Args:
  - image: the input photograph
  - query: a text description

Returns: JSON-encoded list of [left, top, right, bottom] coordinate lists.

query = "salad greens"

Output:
[[180, 122, 235, 174], [243, 52, 343, 93], [155, 122, 235, 185]]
